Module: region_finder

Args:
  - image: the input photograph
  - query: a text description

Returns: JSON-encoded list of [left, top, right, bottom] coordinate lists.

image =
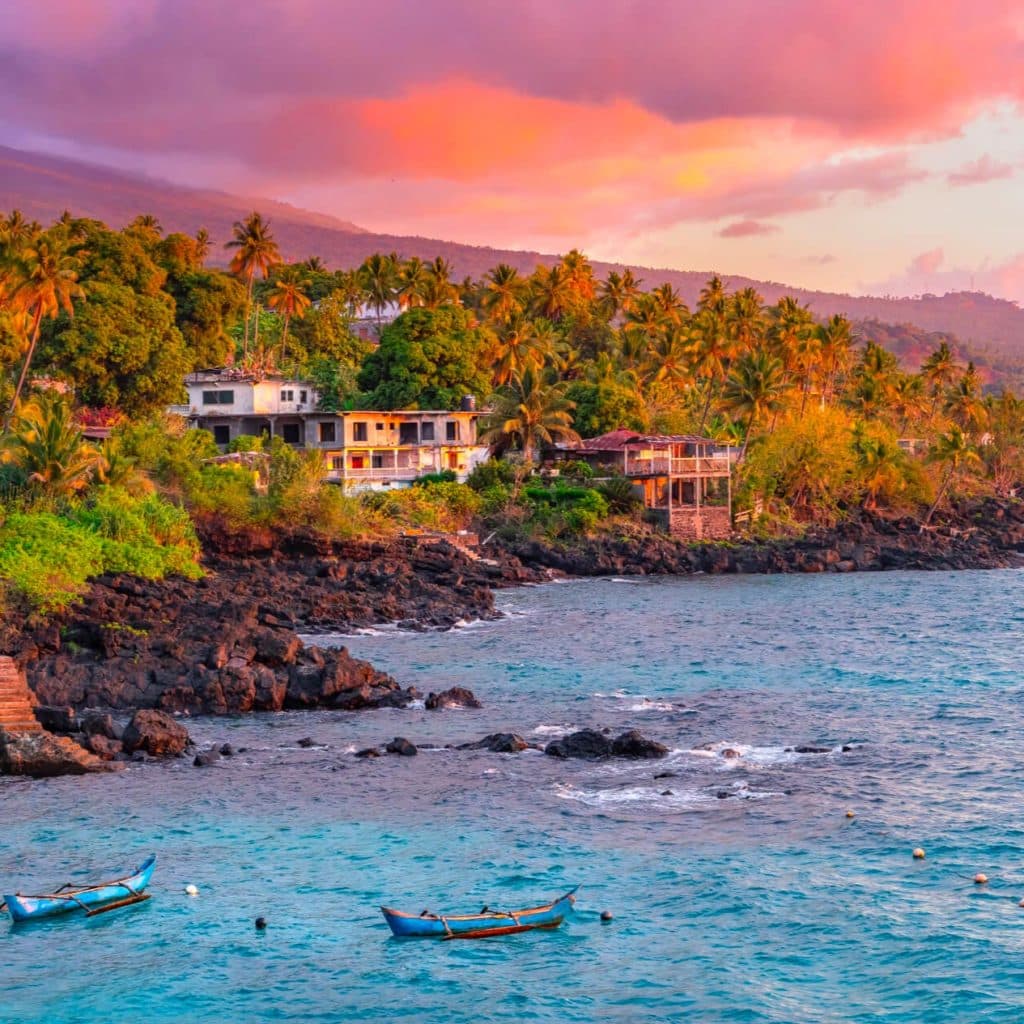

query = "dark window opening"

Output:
[[300, 390, 308, 404], [399, 423, 418, 444], [319, 421, 336, 443], [281, 423, 301, 445], [421, 422, 435, 442], [281, 389, 294, 402], [375, 422, 385, 431], [446, 421, 458, 441], [372, 453, 385, 469], [213, 425, 231, 445], [203, 390, 234, 405], [353, 422, 368, 442]]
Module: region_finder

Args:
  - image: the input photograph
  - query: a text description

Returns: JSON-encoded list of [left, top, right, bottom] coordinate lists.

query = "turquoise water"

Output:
[[3, 571, 1024, 1022]]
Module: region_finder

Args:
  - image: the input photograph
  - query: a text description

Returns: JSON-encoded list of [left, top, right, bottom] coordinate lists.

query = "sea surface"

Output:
[[3, 571, 1024, 1023]]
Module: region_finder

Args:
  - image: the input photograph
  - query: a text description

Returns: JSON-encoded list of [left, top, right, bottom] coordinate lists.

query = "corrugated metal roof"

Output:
[[575, 429, 720, 451]]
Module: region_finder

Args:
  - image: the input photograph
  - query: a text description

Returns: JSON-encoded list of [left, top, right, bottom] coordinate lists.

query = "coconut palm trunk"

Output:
[[6, 304, 44, 426]]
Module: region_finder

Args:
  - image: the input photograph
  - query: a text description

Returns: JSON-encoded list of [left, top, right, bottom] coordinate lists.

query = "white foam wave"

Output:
[[532, 723, 575, 737]]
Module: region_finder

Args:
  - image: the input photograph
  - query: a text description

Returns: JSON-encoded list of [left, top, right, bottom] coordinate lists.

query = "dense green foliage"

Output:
[[4, 207, 1024, 595]]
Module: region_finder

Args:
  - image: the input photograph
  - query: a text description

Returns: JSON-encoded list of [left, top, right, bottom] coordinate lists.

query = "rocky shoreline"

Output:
[[499, 499, 1024, 577], [2, 500, 1023, 776]]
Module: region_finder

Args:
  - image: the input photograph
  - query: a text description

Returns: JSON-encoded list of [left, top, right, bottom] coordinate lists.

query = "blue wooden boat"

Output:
[[381, 886, 577, 939], [1, 855, 156, 922]]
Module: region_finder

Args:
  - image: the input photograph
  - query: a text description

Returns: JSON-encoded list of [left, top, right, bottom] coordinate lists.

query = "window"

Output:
[[353, 422, 368, 442], [281, 423, 301, 445], [350, 455, 365, 469], [375, 422, 384, 431], [280, 389, 294, 402], [372, 453, 385, 469], [300, 390, 307, 404], [213, 425, 231, 446], [202, 390, 234, 405], [399, 423, 418, 445], [331, 456, 344, 471], [446, 420, 459, 441], [421, 422, 435, 442], [319, 421, 336, 443]]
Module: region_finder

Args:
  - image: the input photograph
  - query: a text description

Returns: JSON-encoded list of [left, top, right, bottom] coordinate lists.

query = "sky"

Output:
[[0, 0, 1022, 301]]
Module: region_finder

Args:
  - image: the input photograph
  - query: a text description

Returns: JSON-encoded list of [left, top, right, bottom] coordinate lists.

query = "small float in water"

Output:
[[1, 855, 156, 922], [381, 886, 577, 939]]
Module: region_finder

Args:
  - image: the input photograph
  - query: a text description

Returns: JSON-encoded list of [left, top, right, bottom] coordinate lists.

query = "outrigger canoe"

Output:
[[381, 886, 577, 939], [1, 855, 156, 923]]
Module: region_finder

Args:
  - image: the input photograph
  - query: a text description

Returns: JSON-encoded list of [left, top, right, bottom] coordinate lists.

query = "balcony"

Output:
[[623, 454, 731, 477]]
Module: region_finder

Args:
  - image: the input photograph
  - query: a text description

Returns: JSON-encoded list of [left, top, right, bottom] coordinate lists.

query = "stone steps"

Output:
[[0, 656, 45, 735]]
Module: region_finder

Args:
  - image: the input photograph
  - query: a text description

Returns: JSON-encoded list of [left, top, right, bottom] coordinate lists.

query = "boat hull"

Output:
[[381, 887, 576, 938], [3, 855, 157, 922]]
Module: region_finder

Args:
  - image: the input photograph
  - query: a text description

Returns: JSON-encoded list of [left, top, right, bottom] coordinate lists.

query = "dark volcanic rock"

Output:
[[193, 747, 221, 767], [0, 729, 118, 776], [385, 736, 418, 756], [355, 747, 381, 758], [791, 745, 832, 754], [32, 705, 77, 734], [122, 710, 190, 758], [82, 712, 121, 741], [611, 730, 669, 759], [458, 732, 531, 753], [545, 729, 614, 760], [84, 734, 123, 760], [425, 687, 482, 710]]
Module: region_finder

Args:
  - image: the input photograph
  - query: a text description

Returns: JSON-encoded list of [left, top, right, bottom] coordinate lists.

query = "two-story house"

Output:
[[171, 371, 489, 491]]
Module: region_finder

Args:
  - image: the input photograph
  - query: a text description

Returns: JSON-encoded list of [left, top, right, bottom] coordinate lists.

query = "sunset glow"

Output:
[[0, 0, 1021, 298]]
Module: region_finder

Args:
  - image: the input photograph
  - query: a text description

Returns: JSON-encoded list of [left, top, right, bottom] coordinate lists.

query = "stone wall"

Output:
[[669, 506, 732, 541]]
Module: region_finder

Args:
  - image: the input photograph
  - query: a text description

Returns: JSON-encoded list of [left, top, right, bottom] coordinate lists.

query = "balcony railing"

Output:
[[624, 455, 731, 477]]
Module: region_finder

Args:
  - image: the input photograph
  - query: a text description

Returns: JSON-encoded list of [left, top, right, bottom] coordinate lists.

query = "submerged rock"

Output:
[[385, 736, 418, 757], [458, 732, 531, 753], [193, 747, 221, 768], [545, 729, 614, 760], [122, 709, 190, 758], [611, 730, 669, 759], [425, 687, 482, 710]]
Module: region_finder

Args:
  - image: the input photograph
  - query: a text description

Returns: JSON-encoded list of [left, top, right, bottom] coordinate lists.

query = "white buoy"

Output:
[[974, 873, 989, 885], [185, 884, 199, 897], [845, 810, 855, 819], [913, 848, 925, 860]]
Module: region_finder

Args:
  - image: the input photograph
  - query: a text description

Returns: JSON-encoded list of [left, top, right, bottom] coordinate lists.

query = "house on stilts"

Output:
[[558, 429, 735, 541]]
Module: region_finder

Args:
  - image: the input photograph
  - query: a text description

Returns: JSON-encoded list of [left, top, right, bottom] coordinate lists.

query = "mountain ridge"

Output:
[[1, 144, 1021, 365]]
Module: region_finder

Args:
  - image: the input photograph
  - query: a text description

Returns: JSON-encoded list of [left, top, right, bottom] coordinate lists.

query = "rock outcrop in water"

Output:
[[544, 729, 669, 760]]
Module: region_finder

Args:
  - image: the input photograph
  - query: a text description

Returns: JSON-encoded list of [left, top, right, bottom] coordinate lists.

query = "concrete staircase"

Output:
[[0, 656, 43, 735]]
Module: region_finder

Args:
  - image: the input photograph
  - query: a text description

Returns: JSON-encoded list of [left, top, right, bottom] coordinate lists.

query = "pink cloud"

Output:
[[947, 154, 1015, 185], [718, 220, 780, 238], [865, 250, 1024, 303]]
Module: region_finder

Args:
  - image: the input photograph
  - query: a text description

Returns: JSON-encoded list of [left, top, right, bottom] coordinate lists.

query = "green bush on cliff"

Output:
[[362, 481, 481, 533], [0, 488, 203, 612]]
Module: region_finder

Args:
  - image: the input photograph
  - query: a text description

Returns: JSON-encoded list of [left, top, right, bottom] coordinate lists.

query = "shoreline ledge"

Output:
[[0, 499, 1021, 776]]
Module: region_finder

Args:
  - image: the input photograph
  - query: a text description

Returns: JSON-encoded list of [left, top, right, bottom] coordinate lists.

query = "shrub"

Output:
[[413, 470, 457, 486], [466, 459, 517, 492], [598, 476, 640, 513]]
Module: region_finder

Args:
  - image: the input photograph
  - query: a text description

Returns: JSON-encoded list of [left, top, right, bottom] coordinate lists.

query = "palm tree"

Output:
[[723, 350, 787, 451], [194, 228, 211, 263], [692, 306, 736, 429], [303, 256, 326, 272], [5, 237, 84, 425], [944, 362, 987, 433], [482, 264, 526, 323], [921, 341, 959, 415], [816, 315, 853, 405], [529, 265, 573, 321], [396, 257, 429, 309], [643, 325, 692, 390], [890, 374, 927, 431], [419, 262, 460, 308], [334, 270, 365, 316], [728, 287, 765, 353], [853, 429, 907, 510], [698, 275, 728, 317], [225, 212, 281, 361], [560, 249, 595, 302], [482, 366, 579, 464], [266, 267, 312, 364], [493, 316, 551, 388], [923, 425, 981, 526], [0, 392, 99, 496], [128, 214, 163, 238], [623, 293, 668, 350], [650, 283, 687, 326], [356, 253, 397, 328]]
